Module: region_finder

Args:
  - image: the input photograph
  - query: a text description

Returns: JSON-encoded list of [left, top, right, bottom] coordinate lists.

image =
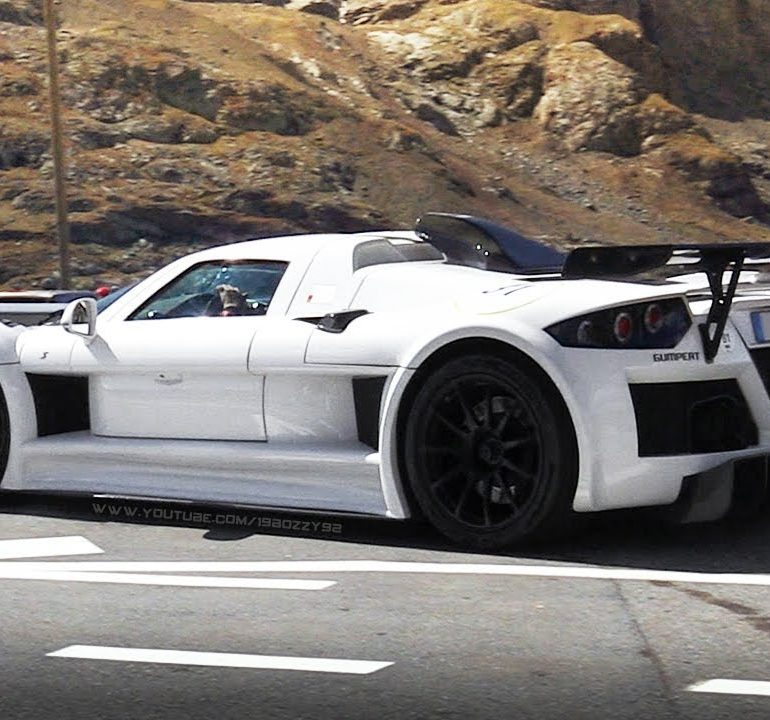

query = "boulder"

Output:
[[0, 70, 39, 97], [413, 102, 460, 136], [634, 93, 698, 142], [118, 116, 185, 144], [535, 41, 645, 154], [181, 122, 221, 144], [64, 59, 162, 123], [655, 133, 768, 218], [11, 190, 53, 214], [472, 40, 546, 119], [115, 113, 219, 146], [341, 0, 428, 25], [369, 15, 538, 82], [0, 0, 43, 26], [73, 123, 127, 150], [286, 0, 341, 19], [517, 0, 640, 17], [177, 0, 287, 3], [217, 88, 316, 135], [0, 131, 49, 169], [155, 65, 231, 122]]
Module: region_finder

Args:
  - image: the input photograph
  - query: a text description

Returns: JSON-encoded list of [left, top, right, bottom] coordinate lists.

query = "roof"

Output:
[[187, 231, 419, 264]]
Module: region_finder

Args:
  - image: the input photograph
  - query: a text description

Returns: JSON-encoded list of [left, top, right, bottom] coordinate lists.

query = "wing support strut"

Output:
[[697, 249, 745, 363], [563, 242, 770, 363]]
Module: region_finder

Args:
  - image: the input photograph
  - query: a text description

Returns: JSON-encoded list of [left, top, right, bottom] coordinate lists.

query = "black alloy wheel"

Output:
[[404, 354, 577, 550]]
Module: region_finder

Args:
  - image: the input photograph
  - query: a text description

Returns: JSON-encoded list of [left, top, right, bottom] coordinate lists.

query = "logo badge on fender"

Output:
[[652, 351, 700, 362]]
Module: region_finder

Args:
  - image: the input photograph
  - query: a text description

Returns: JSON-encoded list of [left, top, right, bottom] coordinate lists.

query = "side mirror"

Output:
[[61, 297, 98, 342]]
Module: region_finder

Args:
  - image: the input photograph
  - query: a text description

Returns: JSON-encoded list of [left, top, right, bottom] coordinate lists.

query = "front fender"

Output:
[[0, 322, 24, 364], [0, 362, 37, 486], [0, 324, 37, 485]]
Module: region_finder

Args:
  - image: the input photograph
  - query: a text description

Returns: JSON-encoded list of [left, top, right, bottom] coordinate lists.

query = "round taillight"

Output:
[[644, 303, 664, 334], [577, 320, 594, 345], [614, 312, 633, 344]]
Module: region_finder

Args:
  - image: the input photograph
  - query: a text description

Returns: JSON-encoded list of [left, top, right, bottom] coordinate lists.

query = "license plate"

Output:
[[751, 311, 770, 343]]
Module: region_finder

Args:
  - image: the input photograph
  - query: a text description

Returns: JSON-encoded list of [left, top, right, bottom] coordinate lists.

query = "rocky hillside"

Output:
[[0, 0, 769, 288]]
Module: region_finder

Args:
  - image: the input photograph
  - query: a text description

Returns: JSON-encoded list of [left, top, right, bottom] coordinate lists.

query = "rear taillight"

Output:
[[546, 298, 691, 349]]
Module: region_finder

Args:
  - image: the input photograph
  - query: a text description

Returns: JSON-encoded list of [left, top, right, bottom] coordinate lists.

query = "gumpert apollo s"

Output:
[[2, 213, 770, 549]]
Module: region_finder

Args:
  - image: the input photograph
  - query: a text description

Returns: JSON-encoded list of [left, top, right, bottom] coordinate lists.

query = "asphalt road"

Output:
[[2, 497, 770, 720]]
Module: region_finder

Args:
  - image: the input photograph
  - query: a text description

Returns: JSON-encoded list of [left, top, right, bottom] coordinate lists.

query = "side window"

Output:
[[128, 260, 288, 320]]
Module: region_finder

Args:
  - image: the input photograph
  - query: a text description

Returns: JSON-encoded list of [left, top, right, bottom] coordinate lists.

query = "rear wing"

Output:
[[563, 244, 770, 362]]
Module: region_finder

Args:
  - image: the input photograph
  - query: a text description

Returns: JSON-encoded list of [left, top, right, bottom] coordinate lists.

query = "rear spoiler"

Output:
[[564, 244, 770, 362]]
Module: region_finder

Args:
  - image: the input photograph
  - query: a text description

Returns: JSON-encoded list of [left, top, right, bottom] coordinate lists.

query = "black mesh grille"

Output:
[[629, 380, 758, 456]]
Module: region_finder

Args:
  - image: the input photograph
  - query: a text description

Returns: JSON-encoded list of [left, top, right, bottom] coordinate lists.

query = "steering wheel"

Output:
[[163, 292, 218, 318]]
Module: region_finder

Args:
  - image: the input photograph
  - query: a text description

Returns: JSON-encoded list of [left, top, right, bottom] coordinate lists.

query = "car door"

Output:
[[69, 259, 288, 441]]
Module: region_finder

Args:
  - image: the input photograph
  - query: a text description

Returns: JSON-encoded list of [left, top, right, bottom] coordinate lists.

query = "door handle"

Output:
[[155, 373, 183, 386]]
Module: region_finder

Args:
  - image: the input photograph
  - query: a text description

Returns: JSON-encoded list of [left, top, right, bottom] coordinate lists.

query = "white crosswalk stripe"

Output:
[[0, 536, 103, 560], [688, 679, 770, 696], [48, 645, 393, 675], [0, 536, 333, 589]]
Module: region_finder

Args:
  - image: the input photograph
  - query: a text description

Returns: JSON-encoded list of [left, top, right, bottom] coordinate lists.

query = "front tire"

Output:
[[0, 384, 10, 485], [403, 354, 577, 550]]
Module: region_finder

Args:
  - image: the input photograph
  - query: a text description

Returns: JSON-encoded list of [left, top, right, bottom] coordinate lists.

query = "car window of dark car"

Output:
[[95, 282, 138, 313]]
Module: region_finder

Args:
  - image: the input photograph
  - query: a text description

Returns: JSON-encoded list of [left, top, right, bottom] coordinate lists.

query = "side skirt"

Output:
[[9, 432, 387, 516]]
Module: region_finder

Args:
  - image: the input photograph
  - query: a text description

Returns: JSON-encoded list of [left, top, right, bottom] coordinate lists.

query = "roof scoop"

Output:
[[415, 213, 566, 274]]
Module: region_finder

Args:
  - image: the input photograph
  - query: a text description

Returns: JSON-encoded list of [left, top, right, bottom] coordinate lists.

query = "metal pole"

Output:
[[42, 0, 72, 288]]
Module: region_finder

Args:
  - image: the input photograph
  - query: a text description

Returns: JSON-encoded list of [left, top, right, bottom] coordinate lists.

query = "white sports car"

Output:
[[1, 213, 770, 549]]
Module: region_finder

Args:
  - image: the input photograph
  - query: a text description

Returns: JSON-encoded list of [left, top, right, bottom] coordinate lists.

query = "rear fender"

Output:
[[378, 325, 593, 518]]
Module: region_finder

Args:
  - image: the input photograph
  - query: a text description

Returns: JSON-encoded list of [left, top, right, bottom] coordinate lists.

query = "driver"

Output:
[[216, 284, 248, 316]]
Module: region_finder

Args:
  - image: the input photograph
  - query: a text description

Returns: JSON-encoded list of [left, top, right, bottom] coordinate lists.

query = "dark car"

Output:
[[0, 289, 99, 326]]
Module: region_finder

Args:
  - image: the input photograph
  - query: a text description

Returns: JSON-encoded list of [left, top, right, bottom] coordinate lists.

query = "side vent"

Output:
[[26, 374, 90, 436], [352, 376, 387, 450]]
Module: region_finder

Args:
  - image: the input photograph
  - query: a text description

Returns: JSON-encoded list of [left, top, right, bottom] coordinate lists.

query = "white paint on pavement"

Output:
[[10, 559, 770, 588], [0, 536, 103, 560], [48, 645, 393, 675], [0, 568, 333, 590], [688, 679, 770, 696]]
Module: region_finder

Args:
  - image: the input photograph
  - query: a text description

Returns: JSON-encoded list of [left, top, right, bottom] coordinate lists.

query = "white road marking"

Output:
[[688, 679, 770, 696], [48, 645, 393, 675], [0, 536, 103, 560], [9, 560, 770, 588], [0, 568, 333, 589]]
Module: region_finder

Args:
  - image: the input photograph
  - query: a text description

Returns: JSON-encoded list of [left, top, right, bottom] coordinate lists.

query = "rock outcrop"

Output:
[[0, 0, 768, 289], [535, 41, 645, 155]]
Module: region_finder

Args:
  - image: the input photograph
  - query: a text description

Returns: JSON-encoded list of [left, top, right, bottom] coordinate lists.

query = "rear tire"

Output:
[[403, 354, 577, 550]]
